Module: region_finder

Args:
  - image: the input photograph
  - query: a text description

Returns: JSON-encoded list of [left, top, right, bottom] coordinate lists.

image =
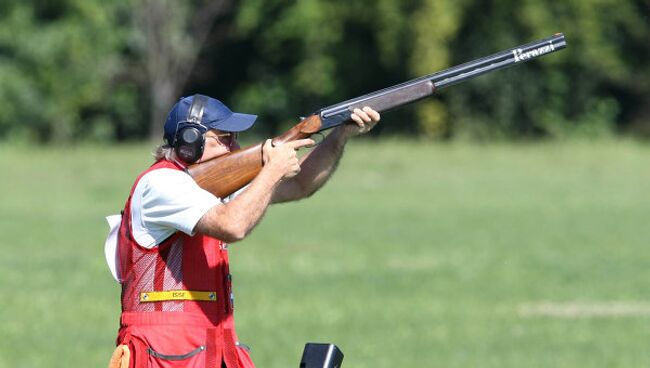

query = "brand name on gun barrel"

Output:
[[512, 42, 555, 62]]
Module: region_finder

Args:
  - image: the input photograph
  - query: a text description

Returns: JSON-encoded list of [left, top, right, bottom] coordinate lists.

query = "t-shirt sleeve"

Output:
[[131, 168, 221, 248]]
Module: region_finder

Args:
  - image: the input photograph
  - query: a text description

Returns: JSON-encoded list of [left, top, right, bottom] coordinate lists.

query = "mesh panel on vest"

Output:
[[126, 247, 157, 312], [122, 238, 191, 312], [162, 238, 184, 312]]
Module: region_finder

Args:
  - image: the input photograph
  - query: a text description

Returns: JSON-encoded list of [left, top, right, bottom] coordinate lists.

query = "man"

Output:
[[106, 94, 380, 368]]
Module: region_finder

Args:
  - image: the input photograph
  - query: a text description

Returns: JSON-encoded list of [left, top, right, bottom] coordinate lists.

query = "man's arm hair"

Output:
[[271, 126, 349, 203], [194, 139, 312, 242], [194, 167, 281, 242], [272, 107, 380, 203]]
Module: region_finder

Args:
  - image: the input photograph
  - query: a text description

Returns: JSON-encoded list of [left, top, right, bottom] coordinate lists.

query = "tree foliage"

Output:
[[221, 0, 650, 139], [0, 0, 139, 143], [0, 0, 647, 143], [422, 0, 650, 139]]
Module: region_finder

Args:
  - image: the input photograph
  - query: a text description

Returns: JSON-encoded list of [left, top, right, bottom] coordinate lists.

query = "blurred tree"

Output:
[[130, 0, 231, 140], [0, 0, 137, 143], [410, 0, 468, 139]]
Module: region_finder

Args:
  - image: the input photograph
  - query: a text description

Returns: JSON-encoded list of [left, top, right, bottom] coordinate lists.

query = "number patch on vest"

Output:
[[139, 290, 217, 302]]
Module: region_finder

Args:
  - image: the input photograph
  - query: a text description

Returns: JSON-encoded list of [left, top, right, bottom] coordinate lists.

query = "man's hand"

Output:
[[262, 138, 315, 180], [343, 106, 381, 137]]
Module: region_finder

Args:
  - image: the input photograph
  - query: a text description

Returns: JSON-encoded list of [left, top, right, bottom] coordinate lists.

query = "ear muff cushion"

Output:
[[175, 126, 204, 163], [170, 94, 210, 163]]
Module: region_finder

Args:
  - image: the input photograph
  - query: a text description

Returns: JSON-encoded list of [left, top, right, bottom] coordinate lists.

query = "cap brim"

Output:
[[206, 112, 257, 132]]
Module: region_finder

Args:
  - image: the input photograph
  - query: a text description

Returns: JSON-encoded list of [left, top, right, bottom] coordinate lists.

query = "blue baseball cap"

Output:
[[164, 95, 257, 145]]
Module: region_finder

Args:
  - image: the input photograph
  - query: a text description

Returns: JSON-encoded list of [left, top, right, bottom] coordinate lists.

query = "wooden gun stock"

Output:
[[188, 114, 323, 197], [188, 34, 566, 197]]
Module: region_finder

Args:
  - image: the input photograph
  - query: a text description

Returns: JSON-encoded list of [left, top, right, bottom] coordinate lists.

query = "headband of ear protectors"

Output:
[[173, 95, 209, 164]]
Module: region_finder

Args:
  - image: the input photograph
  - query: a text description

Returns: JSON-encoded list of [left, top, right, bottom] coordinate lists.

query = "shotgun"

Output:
[[189, 33, 567, 197]]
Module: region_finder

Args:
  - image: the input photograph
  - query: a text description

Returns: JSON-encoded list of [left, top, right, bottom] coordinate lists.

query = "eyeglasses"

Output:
[[205, 132, 238, 147]]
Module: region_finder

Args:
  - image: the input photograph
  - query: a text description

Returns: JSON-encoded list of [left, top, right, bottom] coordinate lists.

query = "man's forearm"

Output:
[[299, 126, 349, 187], [195, 137, 313, 241], [273, 126, 350, 202], [195, 168, 283, 242]]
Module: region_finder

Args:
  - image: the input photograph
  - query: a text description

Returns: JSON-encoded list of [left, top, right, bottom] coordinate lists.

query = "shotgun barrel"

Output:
[[317, 33, 567, 130]]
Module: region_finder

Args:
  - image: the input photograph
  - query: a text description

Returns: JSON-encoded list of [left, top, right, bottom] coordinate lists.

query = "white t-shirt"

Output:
[[130, 168, 221, 248], [104, 168, 235, 281]]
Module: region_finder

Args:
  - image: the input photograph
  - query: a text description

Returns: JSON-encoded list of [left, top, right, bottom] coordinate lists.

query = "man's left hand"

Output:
[[345, 106, 381, 137]]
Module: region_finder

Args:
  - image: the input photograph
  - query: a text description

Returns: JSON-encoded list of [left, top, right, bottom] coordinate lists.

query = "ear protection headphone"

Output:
[[172, 95, 209, 164]]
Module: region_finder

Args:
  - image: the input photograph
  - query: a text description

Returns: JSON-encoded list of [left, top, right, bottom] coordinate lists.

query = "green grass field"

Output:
[[1, 139, 649, 367]]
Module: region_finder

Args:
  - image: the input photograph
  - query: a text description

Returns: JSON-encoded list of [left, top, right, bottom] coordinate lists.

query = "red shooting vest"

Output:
[[115, 160, 254, 368]]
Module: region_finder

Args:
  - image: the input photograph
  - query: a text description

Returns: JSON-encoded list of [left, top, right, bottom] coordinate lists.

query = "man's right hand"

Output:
[[262, 139, 315, 180]]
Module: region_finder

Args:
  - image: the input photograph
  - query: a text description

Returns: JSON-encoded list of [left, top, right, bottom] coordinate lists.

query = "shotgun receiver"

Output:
[[189, 33, 567, 197]]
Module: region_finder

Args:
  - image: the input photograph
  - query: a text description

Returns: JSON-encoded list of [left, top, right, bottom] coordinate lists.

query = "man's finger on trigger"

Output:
[[262, 139, 272, 163], [261, 139, 270, 153], [289, 138, 315, 150]]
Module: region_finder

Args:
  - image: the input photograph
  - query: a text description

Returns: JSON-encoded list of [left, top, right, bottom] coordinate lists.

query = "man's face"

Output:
[[200, 129, 240, 162]]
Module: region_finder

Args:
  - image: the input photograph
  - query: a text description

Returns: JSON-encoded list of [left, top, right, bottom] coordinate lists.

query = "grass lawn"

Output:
[[0, 139, 649, 367]]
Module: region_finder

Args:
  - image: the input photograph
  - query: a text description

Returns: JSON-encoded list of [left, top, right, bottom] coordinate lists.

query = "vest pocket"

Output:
[[148, 345, 205, 360], [147, 344, 206, 367]]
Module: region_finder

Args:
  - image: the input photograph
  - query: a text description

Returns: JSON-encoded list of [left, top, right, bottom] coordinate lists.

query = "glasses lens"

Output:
[[208, 132, 237, 146], [221, 133, 236, 145]]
